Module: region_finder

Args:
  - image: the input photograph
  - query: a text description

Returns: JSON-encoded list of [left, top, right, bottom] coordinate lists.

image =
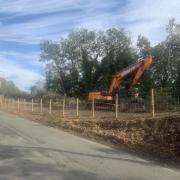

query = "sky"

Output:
[[0, 0, 180, 91]]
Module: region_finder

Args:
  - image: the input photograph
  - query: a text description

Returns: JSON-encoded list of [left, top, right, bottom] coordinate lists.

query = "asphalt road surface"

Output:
[[0, 111, 179, 180]]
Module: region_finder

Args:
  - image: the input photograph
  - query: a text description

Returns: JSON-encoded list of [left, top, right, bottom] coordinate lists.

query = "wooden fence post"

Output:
[[9, 98, 12, 111], [13, 99, 15, 110], [115, 94, 118, 118], [0, 96, 2, 107], [62, 99, 65, 117], [49, 99, 52, 114], [32, 99, 34, 113], [4, 98, 6, 109], [18, 98, 20, 112], [40, 99, 42, 113], [151, 88, 155, 117], [76, 98, 79, 117], [9, 99, 12, 110], [7, 98, 9, 109], [23, 99, 26, 111], [92, 98, 95, 118], [6, 98, 7, 109], [11, 99, 13, 110], [7, 98, 9, 111]]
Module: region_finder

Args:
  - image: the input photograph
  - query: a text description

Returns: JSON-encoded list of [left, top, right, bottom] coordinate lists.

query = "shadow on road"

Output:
[[0, 145, 156, 166], [0, 144, 123, 180], [0, 144, 179, 179]]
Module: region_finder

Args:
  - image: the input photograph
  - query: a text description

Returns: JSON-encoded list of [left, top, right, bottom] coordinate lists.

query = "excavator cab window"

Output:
[[101, 91, 109, 96], [119, 86, 140, 98], [119, 87, 129, 98]]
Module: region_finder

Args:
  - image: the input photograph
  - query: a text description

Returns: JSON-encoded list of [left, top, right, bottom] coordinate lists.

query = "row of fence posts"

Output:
[[0, 88, 156, 118], [0, 98, 67, 117]]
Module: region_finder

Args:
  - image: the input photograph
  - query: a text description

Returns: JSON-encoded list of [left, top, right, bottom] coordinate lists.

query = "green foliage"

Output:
[[152, 19, 180, 95], [137, 35, 151, 57]]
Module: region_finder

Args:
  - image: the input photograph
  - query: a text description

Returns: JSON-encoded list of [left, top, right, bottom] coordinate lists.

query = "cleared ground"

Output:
[[0, 111, 179, 180]]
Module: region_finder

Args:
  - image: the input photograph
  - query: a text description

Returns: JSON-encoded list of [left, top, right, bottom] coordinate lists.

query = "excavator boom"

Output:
[[131, 56, 153, 86], [109, 56, 153, 95]]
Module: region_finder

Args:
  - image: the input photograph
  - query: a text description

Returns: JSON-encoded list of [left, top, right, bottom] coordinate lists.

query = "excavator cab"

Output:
[[119, 86, 141, 99], [118, 86, 146, 112]]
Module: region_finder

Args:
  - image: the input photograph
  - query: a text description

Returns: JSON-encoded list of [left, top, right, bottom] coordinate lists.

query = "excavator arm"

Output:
[[108, 56, 153, 95]]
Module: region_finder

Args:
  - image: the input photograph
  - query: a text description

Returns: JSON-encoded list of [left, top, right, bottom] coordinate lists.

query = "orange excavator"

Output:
[[88, 56, 153, 104]]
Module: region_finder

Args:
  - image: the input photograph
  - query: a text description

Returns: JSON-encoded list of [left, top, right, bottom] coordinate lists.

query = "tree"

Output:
[[152, 19, 180, 94], [40, 28, 136, 97], [137, 35, 151, 57], [0, 77, 27, 98], [136, 35, 153, 96], [40, 41, 68, 95]]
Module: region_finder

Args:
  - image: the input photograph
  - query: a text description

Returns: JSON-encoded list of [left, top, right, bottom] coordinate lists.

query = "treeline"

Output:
[[39, 19, 180, 98], [0, 77, 28, 98]]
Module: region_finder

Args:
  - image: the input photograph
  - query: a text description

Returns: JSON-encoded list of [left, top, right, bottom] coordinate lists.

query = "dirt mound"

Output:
[[61, 116, 180, 160]]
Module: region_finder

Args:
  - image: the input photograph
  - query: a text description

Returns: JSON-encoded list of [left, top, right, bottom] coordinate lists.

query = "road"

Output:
[[0, 112, 179, 180]]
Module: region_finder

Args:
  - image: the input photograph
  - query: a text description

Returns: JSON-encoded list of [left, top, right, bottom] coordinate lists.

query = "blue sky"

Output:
[[0, 0, 180, 91]]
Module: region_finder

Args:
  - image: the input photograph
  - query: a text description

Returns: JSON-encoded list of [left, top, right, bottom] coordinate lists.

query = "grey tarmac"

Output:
[[0, 111, 179, 180]]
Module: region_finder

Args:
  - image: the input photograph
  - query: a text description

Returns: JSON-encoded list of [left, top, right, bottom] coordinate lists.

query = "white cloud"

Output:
[[0, 51, 41, 67], [0, 53, 43, 91], [121, 0, 180, 44], [79, 0, 180, 45], [0, 0, 80, 14], [0, 0, 119, 15], [0, 0, 179, 45], [0, 0, 121, 44], [0, 14, 73, 43]]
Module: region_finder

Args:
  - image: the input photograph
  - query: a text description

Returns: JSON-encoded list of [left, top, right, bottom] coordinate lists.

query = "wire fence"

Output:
[[0, 88, 180, 121]]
